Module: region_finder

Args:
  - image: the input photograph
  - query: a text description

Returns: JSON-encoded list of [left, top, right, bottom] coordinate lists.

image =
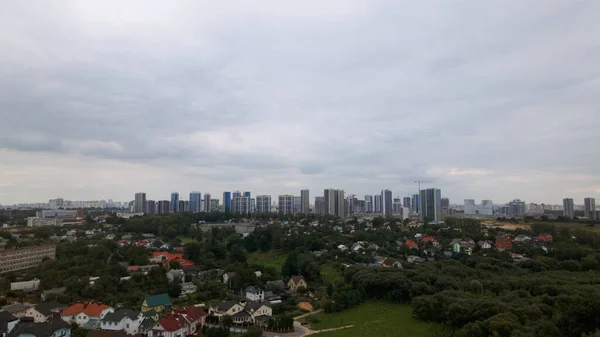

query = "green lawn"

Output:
[[247, 251, 288, 272], [321, 264, 343, 284], [178, 236, 198, 244], [308, 302, 445, 337]]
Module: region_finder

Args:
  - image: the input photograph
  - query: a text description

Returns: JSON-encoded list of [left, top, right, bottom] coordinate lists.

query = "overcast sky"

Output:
[[1, 1, 599, 205]]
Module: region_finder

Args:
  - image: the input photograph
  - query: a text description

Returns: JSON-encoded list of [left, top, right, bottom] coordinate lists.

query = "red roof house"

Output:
[[151, 252, 195, 268], [405, 240, 419, 250], [495, 235, 513, 251], [536, 233, 553, 243], [60, 300, 113, 325]]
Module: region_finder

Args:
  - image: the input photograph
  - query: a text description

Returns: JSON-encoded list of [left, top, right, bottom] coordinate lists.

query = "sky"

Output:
[[1, 1, 599, 205]]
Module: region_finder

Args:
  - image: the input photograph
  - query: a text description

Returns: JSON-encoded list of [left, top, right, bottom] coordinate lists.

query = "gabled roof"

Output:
[[8, 319, 70, 337], [174, 306, 206, 321], [157, 313, 187, 331], [0, 311, 17, 335], [289, 275, 306, 285], [102, 309, 141, 322], [144, 293, 171, 308], [245, 301, 270, 311], [33, 301, 64, 317], [246, 286, 262, 294], [41, 287, 66, 298], [214, 301, 238, 312], [232, 310, 251, 318], [61, 301, 111, 317]]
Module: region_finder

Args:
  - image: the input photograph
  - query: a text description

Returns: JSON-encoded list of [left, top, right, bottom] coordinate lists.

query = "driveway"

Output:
[[262, 321, 310, 337]]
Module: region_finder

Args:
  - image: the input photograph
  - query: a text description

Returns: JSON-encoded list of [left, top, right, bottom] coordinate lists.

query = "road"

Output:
[[263, 310, 354, 337]]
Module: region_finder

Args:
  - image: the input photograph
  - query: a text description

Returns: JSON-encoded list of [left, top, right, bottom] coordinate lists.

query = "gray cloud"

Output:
[[0, 0, 599, 204]]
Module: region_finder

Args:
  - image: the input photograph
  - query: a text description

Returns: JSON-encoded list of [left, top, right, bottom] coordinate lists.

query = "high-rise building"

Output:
[[403, 197, 411, 209], [146, 200, 156, 215], [464, 199, 494, 216], [233, 191, 242, 198], [232, 196, 251, 214], [189, 191, 202, 213], [364, 195, 373, 213], [508, 199, 526, 217], [278, 195, 294, 215], [420, 188, 442, 222], [336, 189, 345, 219], [411, 194, 419, 213], [374, 195, 382, 213], [223, 192, 232, 212], [392, 198, 403, 214], [293, 196, 301, 214], [211, 199, 219, 211], [179, 200, 188, 212], [157, 200, 170, 214], [315, 196, 325, 214], [441, 198, 450, 214], [244, 191, 251, 198], [256, 195, 271, 214], [202, 193, 211, 212], [381, 189, 393, 216], [324, 189, 336, 215], [170, 192, 180, 213], [301, 189, 310, 214], [563, 198, 574, 219], [585, 198, 596, 220], [134, 192, 146, 214]]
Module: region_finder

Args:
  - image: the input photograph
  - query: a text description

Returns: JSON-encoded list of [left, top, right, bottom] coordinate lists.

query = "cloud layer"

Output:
[[1, 0, 599, 204]]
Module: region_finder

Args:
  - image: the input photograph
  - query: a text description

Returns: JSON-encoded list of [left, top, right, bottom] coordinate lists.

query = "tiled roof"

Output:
[[290, 275, 305, 285], [60, 301, 111, 317], [157, 313, 187, 331], [33, 301, 64, 316], [8, 319, 70, 337], [102, 309, 140, 322], [151, 252, 194, 267], [2, 303, 28, 314]]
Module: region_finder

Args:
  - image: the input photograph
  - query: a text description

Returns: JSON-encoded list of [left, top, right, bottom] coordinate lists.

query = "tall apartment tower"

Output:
[[314, 196, 325, 215], [278, 195, 295, 215], [419, 188, 442, 222], [441, 198, 450, 214], [134, 192, 147, 214], [403, 197, 411, 209], [411, 194, 419, 213], [381, 189, 393, 216], [374, 195, 382, 213], [204, 193, 212, 212], [300, 189, 310, 214], [146, 200, 156, 215], [585, 198, 596, 220], [324, 189, 344, 218], [189, 191, 202, 213], [256, 195, 271, 214], [223, 192, 232, 212], [364, 195, 373, 213], [232, 196, 251, 214], [335, 189, 345, 219], [563, 198, 574, 219], [170, 192, 180, 213]]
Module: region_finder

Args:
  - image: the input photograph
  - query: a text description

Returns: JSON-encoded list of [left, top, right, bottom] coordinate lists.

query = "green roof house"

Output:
[[141, 293, 172, 313]]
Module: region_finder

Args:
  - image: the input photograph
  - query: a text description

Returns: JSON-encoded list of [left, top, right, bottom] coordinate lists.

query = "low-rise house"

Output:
[[147, 306, 206, 337], [179, 282, 197, 298], [2, 303, 29, 318], [7, 319, 70, 337], [222, 272, 236, 285], [511, 253, 525, 261], [478, 241, 492, 249], [141, 294, 171, 313], [368, 243, 380, 250], [245, 286, 264, 302], [337, 244, 348, 251], [536, 233, 553, 243], [10, 279, 40, 292], [209, 301, 271, 326], [41, 287, 67, 302], [513, 234, 532, 243], [0, 311, 18, 336], [350, 243, 364, 252], [381, 258, 402, 268], [24, 301, 64, 323], [496, 235, 513, 251], [60, 300, 113, 325], [287, 275, 307, 292], [421, 236, 439, 246], [405, 240, 419, 250], [100, 309, 144, 335], [166, 269, 185, 283], [407, 255, 426, 263]]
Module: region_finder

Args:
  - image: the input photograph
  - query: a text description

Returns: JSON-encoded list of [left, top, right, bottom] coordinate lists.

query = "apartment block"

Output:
[[0, 245, 57, 274]]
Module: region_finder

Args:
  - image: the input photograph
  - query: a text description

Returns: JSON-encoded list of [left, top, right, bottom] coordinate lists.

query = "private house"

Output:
[[24, 301, 64, 323], [245, 286, 264, 302], [496, 235, 513, 251], [536, 233, 553, 243], [7, 319, 70, 337], [100, 309, 144, 335], [0, 311, 18, 336], [350, 243, 364, 252], [337, 244, 348, 251], [179, 282, 197, 298], [478, 241, 492, 249], [421, 236, 439, 246], [513, 234, 532, 243], [141, 294, 171, 313], [185, 267, 224, 284], [222, 272, 236, 285], [60, 300, 113, 326], [407, 255, 426, 263], [209, 301, 272, 326], [150, 252, 194, 269], [147, 306, 206, 337], [2, 303, 28, 318], [166, 269, 185, 283], [41, 287, 66, 302], [381, 258, 402, 268], [405, 240, 419, 250], [287, 275, 307, 292]]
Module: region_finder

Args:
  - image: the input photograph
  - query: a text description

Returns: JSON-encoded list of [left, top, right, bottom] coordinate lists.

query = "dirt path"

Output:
[[294, 309, 323, 320], [306, 325, 355, 335]]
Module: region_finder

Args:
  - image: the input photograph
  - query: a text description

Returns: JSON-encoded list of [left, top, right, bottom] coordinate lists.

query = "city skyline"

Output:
[[1, 2, 599, 205]]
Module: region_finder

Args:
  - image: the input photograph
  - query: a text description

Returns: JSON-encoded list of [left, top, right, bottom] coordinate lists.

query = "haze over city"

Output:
[[1, 1, 599, 204]]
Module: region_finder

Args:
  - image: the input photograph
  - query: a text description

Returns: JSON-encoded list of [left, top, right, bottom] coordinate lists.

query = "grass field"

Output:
[[308, 302, 445, 337], [321, 264, 343, 284], [178, 236, 198, 244], [553, 222, 600, 233], [247, 251, 288, 272]]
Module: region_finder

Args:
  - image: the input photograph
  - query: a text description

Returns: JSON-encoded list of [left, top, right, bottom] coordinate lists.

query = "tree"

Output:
[[242, 326, 263, 337], [169, 260, 182, 270], [221, 315, 233, 329], [228, 244, 247, 263], [168, 282, 182, 298]]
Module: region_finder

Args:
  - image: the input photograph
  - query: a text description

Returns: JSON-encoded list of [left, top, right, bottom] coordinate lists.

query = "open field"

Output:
[[247, 251, 288, 272], [320, 264, 343, 284], [177, 235, 197, 244], [308, 302, 444, 337], [552, 222, 600, 233]]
